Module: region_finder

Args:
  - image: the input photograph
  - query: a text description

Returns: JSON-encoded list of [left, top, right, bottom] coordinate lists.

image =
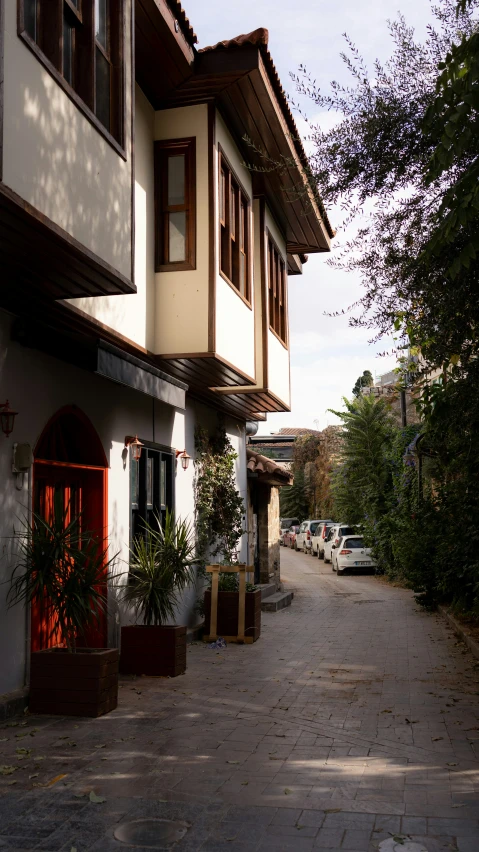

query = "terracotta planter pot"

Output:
[[204, 589, 261, 642], [29, 648, 118, 718], [120, 625, 187, 677]]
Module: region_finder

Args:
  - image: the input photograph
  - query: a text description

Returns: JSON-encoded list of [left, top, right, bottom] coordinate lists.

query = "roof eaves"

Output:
[[166, 0, 197, 47], [198, 28, 334, 240]]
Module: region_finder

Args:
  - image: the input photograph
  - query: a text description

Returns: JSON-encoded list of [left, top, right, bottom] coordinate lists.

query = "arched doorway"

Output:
[[32, 406, 108, 651]]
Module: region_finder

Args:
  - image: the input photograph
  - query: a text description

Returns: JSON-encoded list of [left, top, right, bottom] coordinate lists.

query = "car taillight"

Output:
[[306, 531, 310, 540], [335, 538, 340, 545], [340, 549, 352, 555]]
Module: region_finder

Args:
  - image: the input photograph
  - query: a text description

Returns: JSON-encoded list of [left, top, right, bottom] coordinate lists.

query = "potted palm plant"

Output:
[[120, 510, 195, 677], [8, 511, 119, 718]]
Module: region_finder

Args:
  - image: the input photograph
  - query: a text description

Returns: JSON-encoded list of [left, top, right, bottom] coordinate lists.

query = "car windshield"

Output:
[[343, 538, 365, 549], [339, 526, 355, 536], [310, 522, 320, 534]]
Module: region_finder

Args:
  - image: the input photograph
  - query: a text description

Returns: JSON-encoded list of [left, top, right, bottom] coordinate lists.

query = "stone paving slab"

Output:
[[1, 548, 478, 850]]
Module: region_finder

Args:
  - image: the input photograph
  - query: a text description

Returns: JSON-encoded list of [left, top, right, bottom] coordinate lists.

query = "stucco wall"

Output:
[[154, 104, 209, 355], [2, 0, 133, 279], [0, 310, 248, 696], [214, 111, 255, 379], [0, 311, 182, 695], [69, 85, 156, 351]]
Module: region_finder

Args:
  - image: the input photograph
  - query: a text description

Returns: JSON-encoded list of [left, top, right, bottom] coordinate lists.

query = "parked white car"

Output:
[[323, 523, 356, 564], [311, 521, 334, 557], [334, 535, 376, 574], [296, 519, 332, 553]]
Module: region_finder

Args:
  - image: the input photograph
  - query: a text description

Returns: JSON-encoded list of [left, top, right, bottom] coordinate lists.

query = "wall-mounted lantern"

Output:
[[176, 449, 191, 471], [0, 400, 18, 438], [125, 435, 144, 462]]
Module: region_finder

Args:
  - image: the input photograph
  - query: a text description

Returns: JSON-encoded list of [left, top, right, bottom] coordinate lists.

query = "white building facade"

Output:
[[0, 2, 332, 698]]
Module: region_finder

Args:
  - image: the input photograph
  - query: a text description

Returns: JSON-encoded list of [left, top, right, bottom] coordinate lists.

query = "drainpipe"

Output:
[[24, 465, 32, 689]]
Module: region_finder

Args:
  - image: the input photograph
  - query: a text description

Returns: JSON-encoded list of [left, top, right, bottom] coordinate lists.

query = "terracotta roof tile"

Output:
[[277, 427, 322, 436], [247, 449, 293, 485], [167, 0, 197, 46]]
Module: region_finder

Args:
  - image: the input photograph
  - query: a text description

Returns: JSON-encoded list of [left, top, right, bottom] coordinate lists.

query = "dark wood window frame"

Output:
[[17, 0, 126, 159], [267, 230, 288, 347], [219, 147, 252, 309], [154, 137, 196, 273], [130, 440, 175, 546]]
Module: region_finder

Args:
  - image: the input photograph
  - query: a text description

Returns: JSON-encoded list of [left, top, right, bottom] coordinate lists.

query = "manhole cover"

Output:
[[378, 840, 428, 852], [114, 819, 190, 848]]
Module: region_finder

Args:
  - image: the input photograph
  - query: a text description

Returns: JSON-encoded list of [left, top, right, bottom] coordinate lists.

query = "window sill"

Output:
[[219, 271, 252, 310], [269, 325, 288, 349], [18, 31, 127, 161], [156, 260, 196, 273]]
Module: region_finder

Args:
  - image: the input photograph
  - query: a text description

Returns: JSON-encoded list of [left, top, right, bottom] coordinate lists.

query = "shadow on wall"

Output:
[[13, 66, 130, 273]]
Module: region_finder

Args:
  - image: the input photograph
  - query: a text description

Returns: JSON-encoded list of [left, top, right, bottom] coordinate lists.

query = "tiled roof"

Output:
[[167, 0, 197, 46], [198, 28, 334, 240], [247, 449, 293, 485], [277, 427, 322, 436]]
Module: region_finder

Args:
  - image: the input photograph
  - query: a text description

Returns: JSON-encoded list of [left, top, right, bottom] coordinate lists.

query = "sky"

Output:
[[184, 0, 437, 433]]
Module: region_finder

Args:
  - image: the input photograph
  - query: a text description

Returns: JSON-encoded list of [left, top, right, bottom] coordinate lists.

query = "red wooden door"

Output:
[[32, 461, 108, 651]]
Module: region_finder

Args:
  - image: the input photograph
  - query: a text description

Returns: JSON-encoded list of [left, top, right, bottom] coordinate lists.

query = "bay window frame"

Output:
[[154, 137, 196, 273], [218, 148, 252, 308], [267, 231, 288, 347], [17, 0, 125, 157]]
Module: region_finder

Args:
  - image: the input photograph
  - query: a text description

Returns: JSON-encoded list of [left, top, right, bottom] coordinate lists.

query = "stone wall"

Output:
[[257, 484, 280, 588]]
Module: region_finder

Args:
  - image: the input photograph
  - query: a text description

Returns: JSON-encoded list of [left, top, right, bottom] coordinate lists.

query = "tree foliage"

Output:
[[194, 423, 245, 568], [352, 370, 374, 397], [292, 0, 479, 371], [332, 386, 479, 615]]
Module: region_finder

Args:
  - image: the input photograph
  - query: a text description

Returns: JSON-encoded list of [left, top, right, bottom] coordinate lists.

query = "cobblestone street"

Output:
[[1, 547, 479, 851]]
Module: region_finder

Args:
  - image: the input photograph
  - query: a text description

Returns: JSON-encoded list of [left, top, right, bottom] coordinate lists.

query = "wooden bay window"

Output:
[[219, 151, 251, 305], [268, 234, 287, 346], [154, 138, 196, 272], [18, 0, 124, 150]]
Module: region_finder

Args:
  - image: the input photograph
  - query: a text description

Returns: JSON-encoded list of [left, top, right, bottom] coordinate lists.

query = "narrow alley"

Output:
[[1, 549, 478, 851]]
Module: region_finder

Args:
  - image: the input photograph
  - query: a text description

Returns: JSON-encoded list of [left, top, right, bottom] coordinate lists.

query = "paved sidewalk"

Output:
[[1, 548, 479, 851]]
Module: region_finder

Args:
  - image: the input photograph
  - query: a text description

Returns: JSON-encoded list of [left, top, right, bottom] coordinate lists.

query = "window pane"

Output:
[[230, 185, 236, 239], [95, 47, 111, 131], [130, 451, 139, 506], [147, 456, 153, 509], [220, 171, 226, 222], [24, 0, 37, 40], [95, 0, 108, 52], [239, 253, 245, 296], [160, 459, 166, 508], [63, 17, 74, 85], [169, 211, 186, 262], [168, 156, 185, 206]]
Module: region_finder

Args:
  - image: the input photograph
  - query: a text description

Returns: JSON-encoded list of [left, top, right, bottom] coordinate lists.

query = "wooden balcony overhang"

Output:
[[157, 29, 333, 255], [135, 0, 196, 109], [212, 386, 290, 417], [0, 184, 136, 303]]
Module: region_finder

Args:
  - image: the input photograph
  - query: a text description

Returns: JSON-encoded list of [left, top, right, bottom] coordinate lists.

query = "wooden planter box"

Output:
[[120, 625, 187, 678], [29, 648, 118, 718], [204, 590, 261, 643]]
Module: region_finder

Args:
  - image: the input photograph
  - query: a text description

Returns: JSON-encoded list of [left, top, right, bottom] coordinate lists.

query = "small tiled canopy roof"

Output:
[[276, 427, 322, 437], [247, 449, 293, 487]]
